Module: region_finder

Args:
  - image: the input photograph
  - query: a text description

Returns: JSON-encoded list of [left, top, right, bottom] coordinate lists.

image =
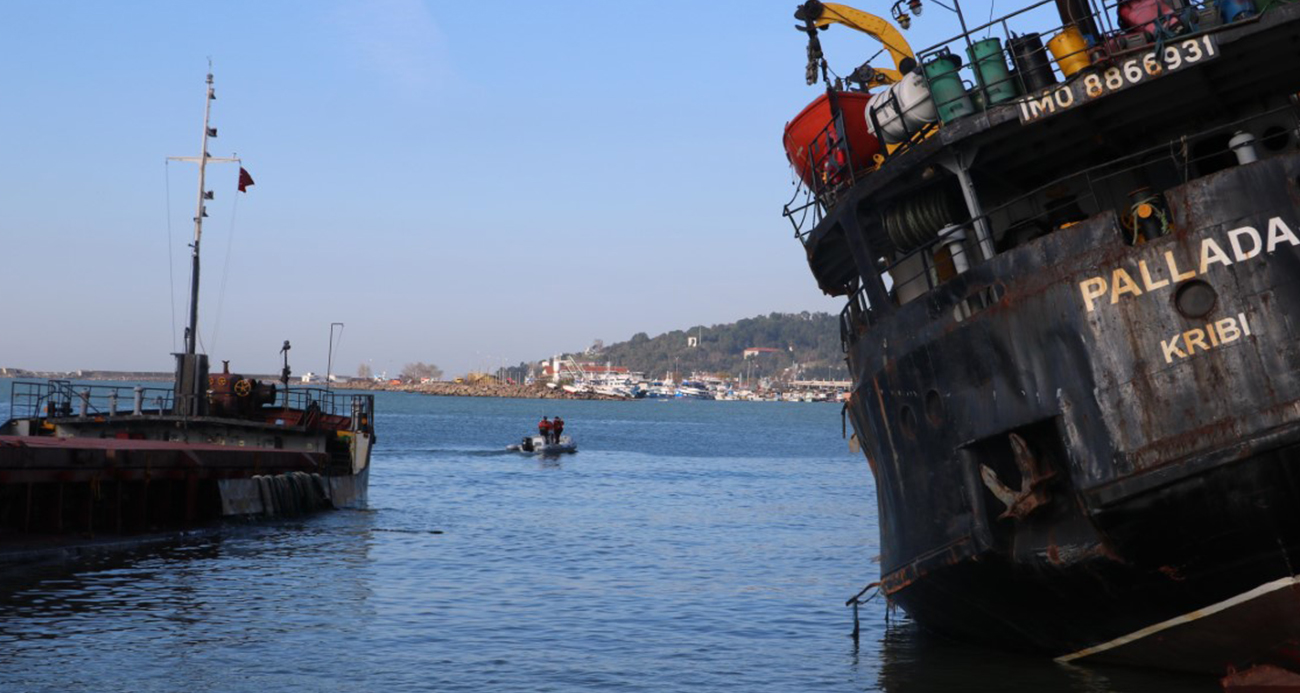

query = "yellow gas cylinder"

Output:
[[1048, 26, 1092, 78]]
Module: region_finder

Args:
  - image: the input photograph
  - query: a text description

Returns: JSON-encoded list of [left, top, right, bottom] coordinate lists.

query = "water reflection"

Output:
[[537, 454, 565, 469], [0, 514, 377, 691], [870, 619, 1217, 693]]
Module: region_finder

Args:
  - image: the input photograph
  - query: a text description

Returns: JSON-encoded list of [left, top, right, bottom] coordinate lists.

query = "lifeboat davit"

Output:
[[783, 91, 879, 188]]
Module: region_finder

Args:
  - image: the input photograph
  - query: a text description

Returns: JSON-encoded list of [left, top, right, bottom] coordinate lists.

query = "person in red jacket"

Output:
[[538, 417, 552, 443], [552, 416, 564, 443]]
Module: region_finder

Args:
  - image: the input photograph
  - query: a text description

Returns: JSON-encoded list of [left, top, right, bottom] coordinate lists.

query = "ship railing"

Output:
[[785, 0, 1134, 230], [9, 380, 176, 420], [839, 284, 877, 353], [788, 0, 1274, 234], [279, 386, 374, 422], [881, 228, 984, 317], [887, 0, 1268, 161], [784, 111, 876, 244], [784, 180, 822, 244], [871, 104, 1300, 320]]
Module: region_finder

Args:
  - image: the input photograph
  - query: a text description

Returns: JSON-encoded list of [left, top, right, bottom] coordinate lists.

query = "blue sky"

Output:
[[0, 0, 1007, 377]]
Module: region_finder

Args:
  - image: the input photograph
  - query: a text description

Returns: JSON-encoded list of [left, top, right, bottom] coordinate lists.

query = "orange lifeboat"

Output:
[[783, 90, 879, 188]]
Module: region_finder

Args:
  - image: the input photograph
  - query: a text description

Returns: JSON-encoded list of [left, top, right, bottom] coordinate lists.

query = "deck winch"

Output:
[[208, 360, 277, 418]]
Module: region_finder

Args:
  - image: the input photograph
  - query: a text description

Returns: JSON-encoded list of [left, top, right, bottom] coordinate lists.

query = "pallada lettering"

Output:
[[1078, 216, 1300, 312], [1165, 250, 1196, 283], [1139, 260, 1168, 291], [1229, 226, 1261, 261], [1268, 217, 1300, 252], [1111, 268, 1142, 303], [1199, 238, 1232, 274]]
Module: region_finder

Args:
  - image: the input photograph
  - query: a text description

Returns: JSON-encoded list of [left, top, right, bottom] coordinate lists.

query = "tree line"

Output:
[[571, 311, 844, 381], [358, 312, 845, 384]]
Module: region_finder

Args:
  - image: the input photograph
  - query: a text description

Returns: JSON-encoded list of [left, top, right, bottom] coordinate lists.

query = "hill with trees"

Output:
[[556, 312, 846, 382]]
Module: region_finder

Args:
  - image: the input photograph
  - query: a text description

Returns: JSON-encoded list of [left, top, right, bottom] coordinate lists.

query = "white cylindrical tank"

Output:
[[1230, 131, 1259, 165], [938, 225, 970, 275], [866, 72, 938, 144]]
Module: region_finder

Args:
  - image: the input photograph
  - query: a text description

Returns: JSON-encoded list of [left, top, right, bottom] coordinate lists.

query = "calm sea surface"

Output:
[[0, 386, 1211, 691]]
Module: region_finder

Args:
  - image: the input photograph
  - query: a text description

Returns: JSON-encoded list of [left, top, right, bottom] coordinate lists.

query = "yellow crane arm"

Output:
[[799, 1, 914, 85]]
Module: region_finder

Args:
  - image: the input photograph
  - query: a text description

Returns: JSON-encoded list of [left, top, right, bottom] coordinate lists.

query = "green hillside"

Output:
[[563, 312, 846, 382]]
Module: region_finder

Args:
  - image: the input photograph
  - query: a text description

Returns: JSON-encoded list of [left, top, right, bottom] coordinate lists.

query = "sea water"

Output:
[[0, 389, 1210, 691]]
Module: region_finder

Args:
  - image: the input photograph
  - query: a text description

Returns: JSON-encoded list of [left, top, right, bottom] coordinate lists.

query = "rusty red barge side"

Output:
[[0, 366, 375, 550]]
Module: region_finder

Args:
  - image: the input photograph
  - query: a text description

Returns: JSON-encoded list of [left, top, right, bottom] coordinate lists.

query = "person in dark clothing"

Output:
[[538, 417, 552, 444], [552, 416, 564, 443]]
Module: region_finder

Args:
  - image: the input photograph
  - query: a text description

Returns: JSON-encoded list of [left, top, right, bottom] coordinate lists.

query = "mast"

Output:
[[186, 70, 215, 357], [167, 66, 240, 416]]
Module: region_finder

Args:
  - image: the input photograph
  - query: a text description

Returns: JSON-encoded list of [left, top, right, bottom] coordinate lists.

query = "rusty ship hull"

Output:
[[787, 0, 1300, 676], [853, 156, 1300, 673]]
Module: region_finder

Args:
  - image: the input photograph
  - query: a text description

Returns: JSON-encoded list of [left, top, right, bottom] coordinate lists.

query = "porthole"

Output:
[[989, 282, 1007, 303], [1262, 125, 1291, 152], [1174, 279, 1217, 319]]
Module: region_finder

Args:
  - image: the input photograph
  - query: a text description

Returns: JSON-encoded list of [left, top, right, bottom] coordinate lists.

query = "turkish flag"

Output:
[[237, 167, 255, 193]]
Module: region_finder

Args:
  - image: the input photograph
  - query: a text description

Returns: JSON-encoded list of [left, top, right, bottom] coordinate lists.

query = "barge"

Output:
[[0, 71, 374, 555]]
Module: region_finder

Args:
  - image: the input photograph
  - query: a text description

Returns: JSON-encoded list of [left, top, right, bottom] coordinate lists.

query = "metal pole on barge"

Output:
[[327, 322, 344, 392], [186, 70, 215, 359], [949, 1, 979, 104], [167, 65, 242, 416]]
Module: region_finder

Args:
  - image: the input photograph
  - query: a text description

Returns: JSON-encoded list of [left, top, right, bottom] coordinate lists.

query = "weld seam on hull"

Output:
[[1054, 575, 1300, 663]]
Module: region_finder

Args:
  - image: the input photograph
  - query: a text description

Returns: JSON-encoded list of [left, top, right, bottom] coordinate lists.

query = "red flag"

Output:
[[237, 167, 255, 193]]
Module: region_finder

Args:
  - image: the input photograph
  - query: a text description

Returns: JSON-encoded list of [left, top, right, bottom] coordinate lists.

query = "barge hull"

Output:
[[0, 433, 364, 546]]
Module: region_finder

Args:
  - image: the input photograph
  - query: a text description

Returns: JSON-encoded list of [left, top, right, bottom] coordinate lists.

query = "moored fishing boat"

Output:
[[676, 381, 714, 399], [0, 71, 374, 555], [783, 0, 1300, 679]]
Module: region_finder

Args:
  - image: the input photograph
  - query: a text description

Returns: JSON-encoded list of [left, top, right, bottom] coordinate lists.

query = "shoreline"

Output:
[[2, 372, 842, 402], [340, 380, 622, 400], [0, 371, 618, 401]]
